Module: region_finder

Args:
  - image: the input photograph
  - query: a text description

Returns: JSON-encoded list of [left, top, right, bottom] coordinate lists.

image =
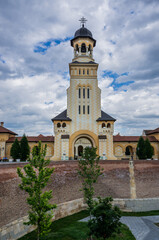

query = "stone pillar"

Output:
[[86, 46, 89, 56], [129, 160, 137, 199], [90, 49, 93, 58], [61, 135, 70, 160], [98, 135, 107, 160], [50, 135, 61, 161], [79, 46, 81, 55], [0, 142, 5, 159]]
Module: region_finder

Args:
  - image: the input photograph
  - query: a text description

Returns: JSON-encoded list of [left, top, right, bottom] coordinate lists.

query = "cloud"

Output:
[[0, 0, 159, 136]]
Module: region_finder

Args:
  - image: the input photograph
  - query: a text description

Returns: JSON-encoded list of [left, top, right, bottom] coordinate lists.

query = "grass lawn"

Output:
[[19, 210, 135, 240]]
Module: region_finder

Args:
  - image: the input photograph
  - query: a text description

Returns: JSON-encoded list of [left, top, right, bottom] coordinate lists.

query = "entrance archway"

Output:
[[69, 130, 99, 158], [74, 136, 93, 159], [125, 146, 133, 156]]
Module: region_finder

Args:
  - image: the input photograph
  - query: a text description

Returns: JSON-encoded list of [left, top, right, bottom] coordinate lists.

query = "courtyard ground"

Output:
[[18, 210, 135, 240]]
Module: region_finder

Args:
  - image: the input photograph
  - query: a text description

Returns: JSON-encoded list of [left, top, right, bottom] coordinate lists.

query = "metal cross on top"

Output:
[[79, 17, 87, 27]]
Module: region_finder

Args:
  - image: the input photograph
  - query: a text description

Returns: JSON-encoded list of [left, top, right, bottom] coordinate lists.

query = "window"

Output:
[[83, 88, 85, 99], [79, 88, 81, 98], [102, 123, 106, 128], [57, 123, 61, 128], [79, 105, 81, 114], [81, 43, 86, 53], [83, 105, 85, 114], [87, 88, 89, 98], [79, 69, 81, 75], [107, 123, 111, 128], [83, 69, 85, 75], [62, 123, 66, 128], [87, 105, 90, 114], [87, 69, 89, 75]]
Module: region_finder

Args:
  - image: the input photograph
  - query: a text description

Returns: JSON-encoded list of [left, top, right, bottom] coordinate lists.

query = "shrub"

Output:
[[88, 197, 121, 239]]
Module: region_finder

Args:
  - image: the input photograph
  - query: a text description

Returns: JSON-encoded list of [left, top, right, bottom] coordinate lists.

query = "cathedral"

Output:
[[0, 20, 159, 161]]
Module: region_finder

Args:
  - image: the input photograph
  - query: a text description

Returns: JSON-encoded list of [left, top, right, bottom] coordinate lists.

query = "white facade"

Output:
[[51, 23, 116, 161]]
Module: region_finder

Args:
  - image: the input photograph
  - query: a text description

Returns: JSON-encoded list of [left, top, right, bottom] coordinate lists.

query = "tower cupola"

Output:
[[70, 17, 96, 61]]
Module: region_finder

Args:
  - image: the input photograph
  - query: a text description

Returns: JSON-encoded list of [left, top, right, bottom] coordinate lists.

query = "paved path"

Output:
[[81, 215, 159, 240]]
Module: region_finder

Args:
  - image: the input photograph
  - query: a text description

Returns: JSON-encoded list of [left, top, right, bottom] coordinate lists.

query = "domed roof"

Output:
[[70, 25, 96, 47], [74, 26, 93, 38]]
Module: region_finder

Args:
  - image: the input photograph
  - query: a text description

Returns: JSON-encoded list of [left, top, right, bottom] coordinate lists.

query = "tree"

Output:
[[136, 136, 146, 159], [17, 141, 56, 240], [78, 147, 103, 217], [32, 145, 40, 155], [10, 138, 21, 160], [88, 197, 121, 239], [145, 138, 154, 159], [20, 134, 30, 161]]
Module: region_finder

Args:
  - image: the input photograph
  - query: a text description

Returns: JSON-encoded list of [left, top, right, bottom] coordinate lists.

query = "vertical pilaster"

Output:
[[129, 160, 137, 199], [61, 135, 70, 160]]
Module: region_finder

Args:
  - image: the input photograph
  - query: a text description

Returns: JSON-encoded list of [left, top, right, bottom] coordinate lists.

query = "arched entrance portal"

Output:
[[125, 146, 133, 156], [74, 137, 93, 159]]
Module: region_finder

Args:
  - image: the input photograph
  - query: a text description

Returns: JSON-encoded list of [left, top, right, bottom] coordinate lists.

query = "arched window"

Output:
[[79, 88, 81, 98], [62, 123, 66, 128], [102, 123, 106, 128], [87, 88, 90, 98], [87, 105, 90, 114], [83, 87, 85, 98], [107, 123, 111, 128], [125, 146, 130, 155], [81, 43, 86, 53], [83, 105, 85, 114], [57, 123, 61, 128]]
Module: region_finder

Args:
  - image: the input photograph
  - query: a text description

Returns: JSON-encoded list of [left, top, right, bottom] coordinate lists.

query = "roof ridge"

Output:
[[52, 109, 72, 121], [96, 110, 116, 121], [0, 125, 17, 135]]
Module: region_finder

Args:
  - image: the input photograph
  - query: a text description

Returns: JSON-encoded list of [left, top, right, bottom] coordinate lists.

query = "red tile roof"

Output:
[[113, 134, 158, 142], [6, 134, 54, 143], [0, 126, 17, 135], [145, 128, 159, 135], [143, 130, 152, 135]]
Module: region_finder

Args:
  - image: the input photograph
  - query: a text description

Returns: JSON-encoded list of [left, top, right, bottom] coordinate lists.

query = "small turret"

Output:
[[70, 17, 96, 61]]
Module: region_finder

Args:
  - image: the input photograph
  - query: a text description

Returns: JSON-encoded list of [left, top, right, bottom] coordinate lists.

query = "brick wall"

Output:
[[134, 160, 159, 198], [1, 160, 159, 228]]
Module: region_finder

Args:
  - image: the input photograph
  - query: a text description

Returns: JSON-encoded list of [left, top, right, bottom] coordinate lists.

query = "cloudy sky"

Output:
[[0, 0, 159, 136]]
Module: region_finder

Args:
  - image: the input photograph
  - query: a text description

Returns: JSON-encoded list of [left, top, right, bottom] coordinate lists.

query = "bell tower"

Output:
[[52, 18, 116, 161], [67, 17, 101, 120]]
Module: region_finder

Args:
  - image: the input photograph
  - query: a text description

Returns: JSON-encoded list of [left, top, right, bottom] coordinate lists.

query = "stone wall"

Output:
[[1, 197, 159, 240], [0, 198, 86, 240], [134, 161, 159, 198], [1, 160, 159, 233]]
